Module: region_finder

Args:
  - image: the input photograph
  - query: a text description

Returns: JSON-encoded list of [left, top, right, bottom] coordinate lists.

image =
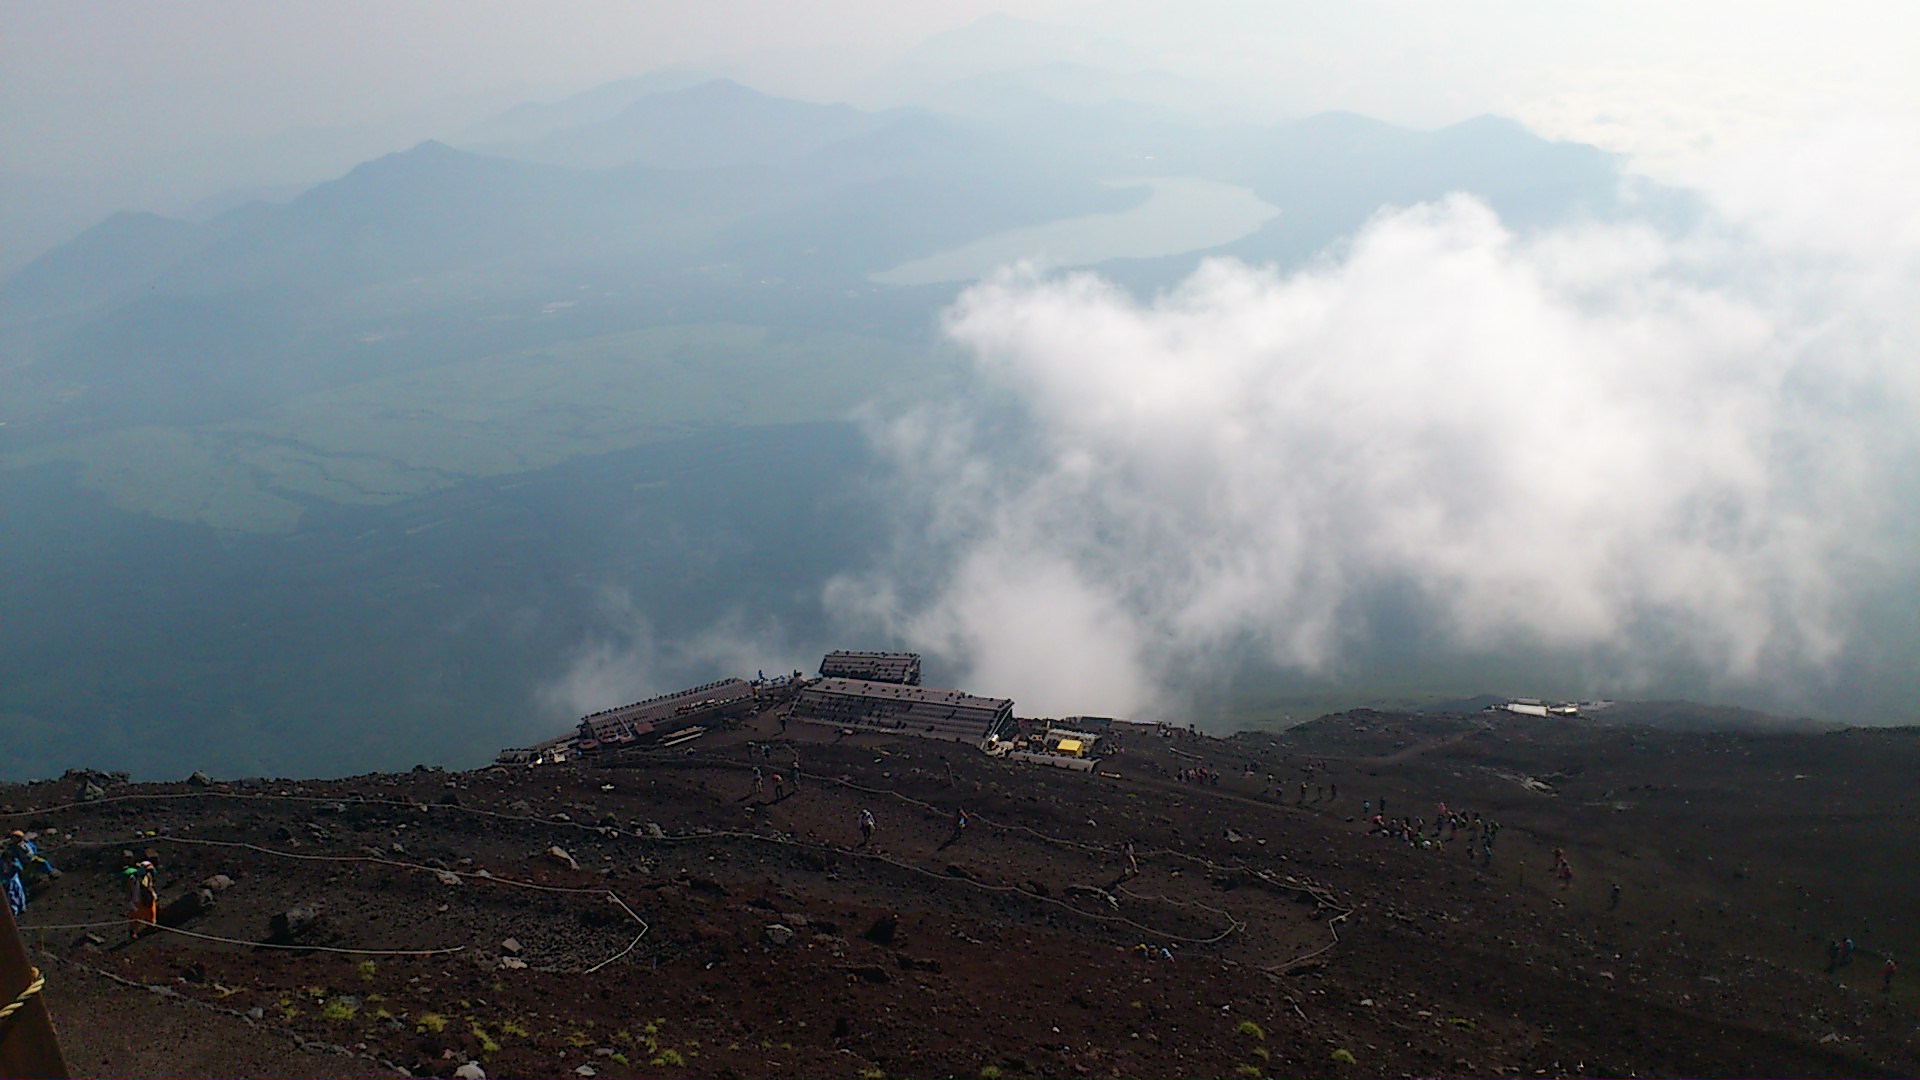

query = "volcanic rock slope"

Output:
[[6, 708, 1918, 1079]]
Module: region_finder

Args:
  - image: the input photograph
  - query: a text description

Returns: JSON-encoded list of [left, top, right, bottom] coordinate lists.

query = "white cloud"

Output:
[[832, 166, 1918, 718], [538, 588, 807, 718]]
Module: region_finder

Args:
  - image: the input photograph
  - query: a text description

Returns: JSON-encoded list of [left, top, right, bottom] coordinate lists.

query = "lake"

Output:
[[872, 176, 1280, 286]]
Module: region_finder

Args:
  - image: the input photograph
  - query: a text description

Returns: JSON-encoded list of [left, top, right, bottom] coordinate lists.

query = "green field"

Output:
[[3, 323, 946, 531]]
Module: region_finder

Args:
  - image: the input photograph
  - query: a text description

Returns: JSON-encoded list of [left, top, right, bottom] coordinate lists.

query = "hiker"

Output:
[[1329, 783, 1338, 802], [1842, 937, 1856, 966], [1827, 939, 1842, 972], [1123, 840, 1139, 876], [8, 830, 57, 880], [1558, 862, 1574, 890], [0, 842, 25, 917], [949, 807, 969, 844], [771, 772, 786, 800], [752, 766, 765, 796], [1884, 957, 1898, 992], [1609, 882, 1621, 909], [859, 808, 875, 846], [1363, 800, 1371, 817], [124, 859, 159, 941]]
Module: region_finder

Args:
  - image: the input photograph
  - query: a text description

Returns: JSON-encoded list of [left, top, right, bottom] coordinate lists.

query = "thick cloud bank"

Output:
[[831, 185, 1918, 719]]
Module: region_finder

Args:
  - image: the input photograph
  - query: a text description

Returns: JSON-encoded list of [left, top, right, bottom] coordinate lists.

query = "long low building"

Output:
[[819, 650, 922, 685], [578, 678, 756, 746], [790, 677, 1013, 743]]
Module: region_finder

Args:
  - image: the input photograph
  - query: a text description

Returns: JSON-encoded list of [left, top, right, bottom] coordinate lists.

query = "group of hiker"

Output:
[[2, 829, 58, 916], [3, 827, 162, 944], [1365, 800, 1508, 864], [750, 765, 790, 801], [1826, 938, 1900, 991]]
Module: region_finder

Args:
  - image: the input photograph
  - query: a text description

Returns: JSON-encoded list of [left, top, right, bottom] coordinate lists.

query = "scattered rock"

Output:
[[764, 924, 796, 946], [574, 1066, 597, 1077], [645, 823, 667, 839], [1066, 884, 1120, 910], [548, 845, 579, 871], [862, 914, 898, 945], [202, 874, 235, 892], [1224, 828, 1245, 844], [509, 800, 534, 814], [247, 1007, 265, 1021], [160, 888, 217, 927], [453, 1063, 487, 1079], [80, 782, 106, 802], [501, 937, 522, 955], [267, 907, 329, 944], [499, 957, 528, 970], [592, 1047, 615, 1057], [435, 870, 463, 887], [186, 771, 212, 787], [844, 964, 892, 984]]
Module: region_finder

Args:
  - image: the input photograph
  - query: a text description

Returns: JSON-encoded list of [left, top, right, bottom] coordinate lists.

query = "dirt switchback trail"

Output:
[[3, 709, 1915, 1078]]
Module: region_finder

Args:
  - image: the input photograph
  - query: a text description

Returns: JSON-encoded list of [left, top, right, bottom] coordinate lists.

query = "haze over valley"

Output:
[[3, 3, 1916, 779]]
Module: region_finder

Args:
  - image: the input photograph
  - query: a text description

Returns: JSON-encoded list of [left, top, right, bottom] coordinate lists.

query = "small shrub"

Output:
[[858, 1069, 885, 1080], [1236, 1020, 1266, 1042], [499, 1020, 530, 1039], [566, 1030, 594, 1048], [321, 998, 359, 1022], [471, 1025, 500, 1054], [1331, 1048, 1357, 1065], [1234, 1066, 1263, 1079], [356, 960, 377, 983], [611, 1053, 630, 1067], [416, 1012, 449, 1034], [1252, 1046, 1271, 1061], [1447, 1017, 1477, 1030], [979, 1067, 1003, 1080], [651, 1048, 686, 1067]]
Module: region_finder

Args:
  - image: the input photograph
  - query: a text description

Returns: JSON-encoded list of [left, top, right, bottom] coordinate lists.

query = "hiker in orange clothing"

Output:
[[124, 859, 158, 941]]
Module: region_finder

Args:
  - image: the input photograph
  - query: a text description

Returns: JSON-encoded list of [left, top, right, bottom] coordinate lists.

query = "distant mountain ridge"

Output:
[[475, 78, 899, 171]]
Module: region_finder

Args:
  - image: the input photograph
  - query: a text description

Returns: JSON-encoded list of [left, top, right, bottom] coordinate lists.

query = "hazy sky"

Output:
[[4, 0, 1915, 185]]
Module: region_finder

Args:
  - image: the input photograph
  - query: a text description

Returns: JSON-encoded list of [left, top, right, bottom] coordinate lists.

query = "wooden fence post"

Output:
[[0, 899, 70, 1078]]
